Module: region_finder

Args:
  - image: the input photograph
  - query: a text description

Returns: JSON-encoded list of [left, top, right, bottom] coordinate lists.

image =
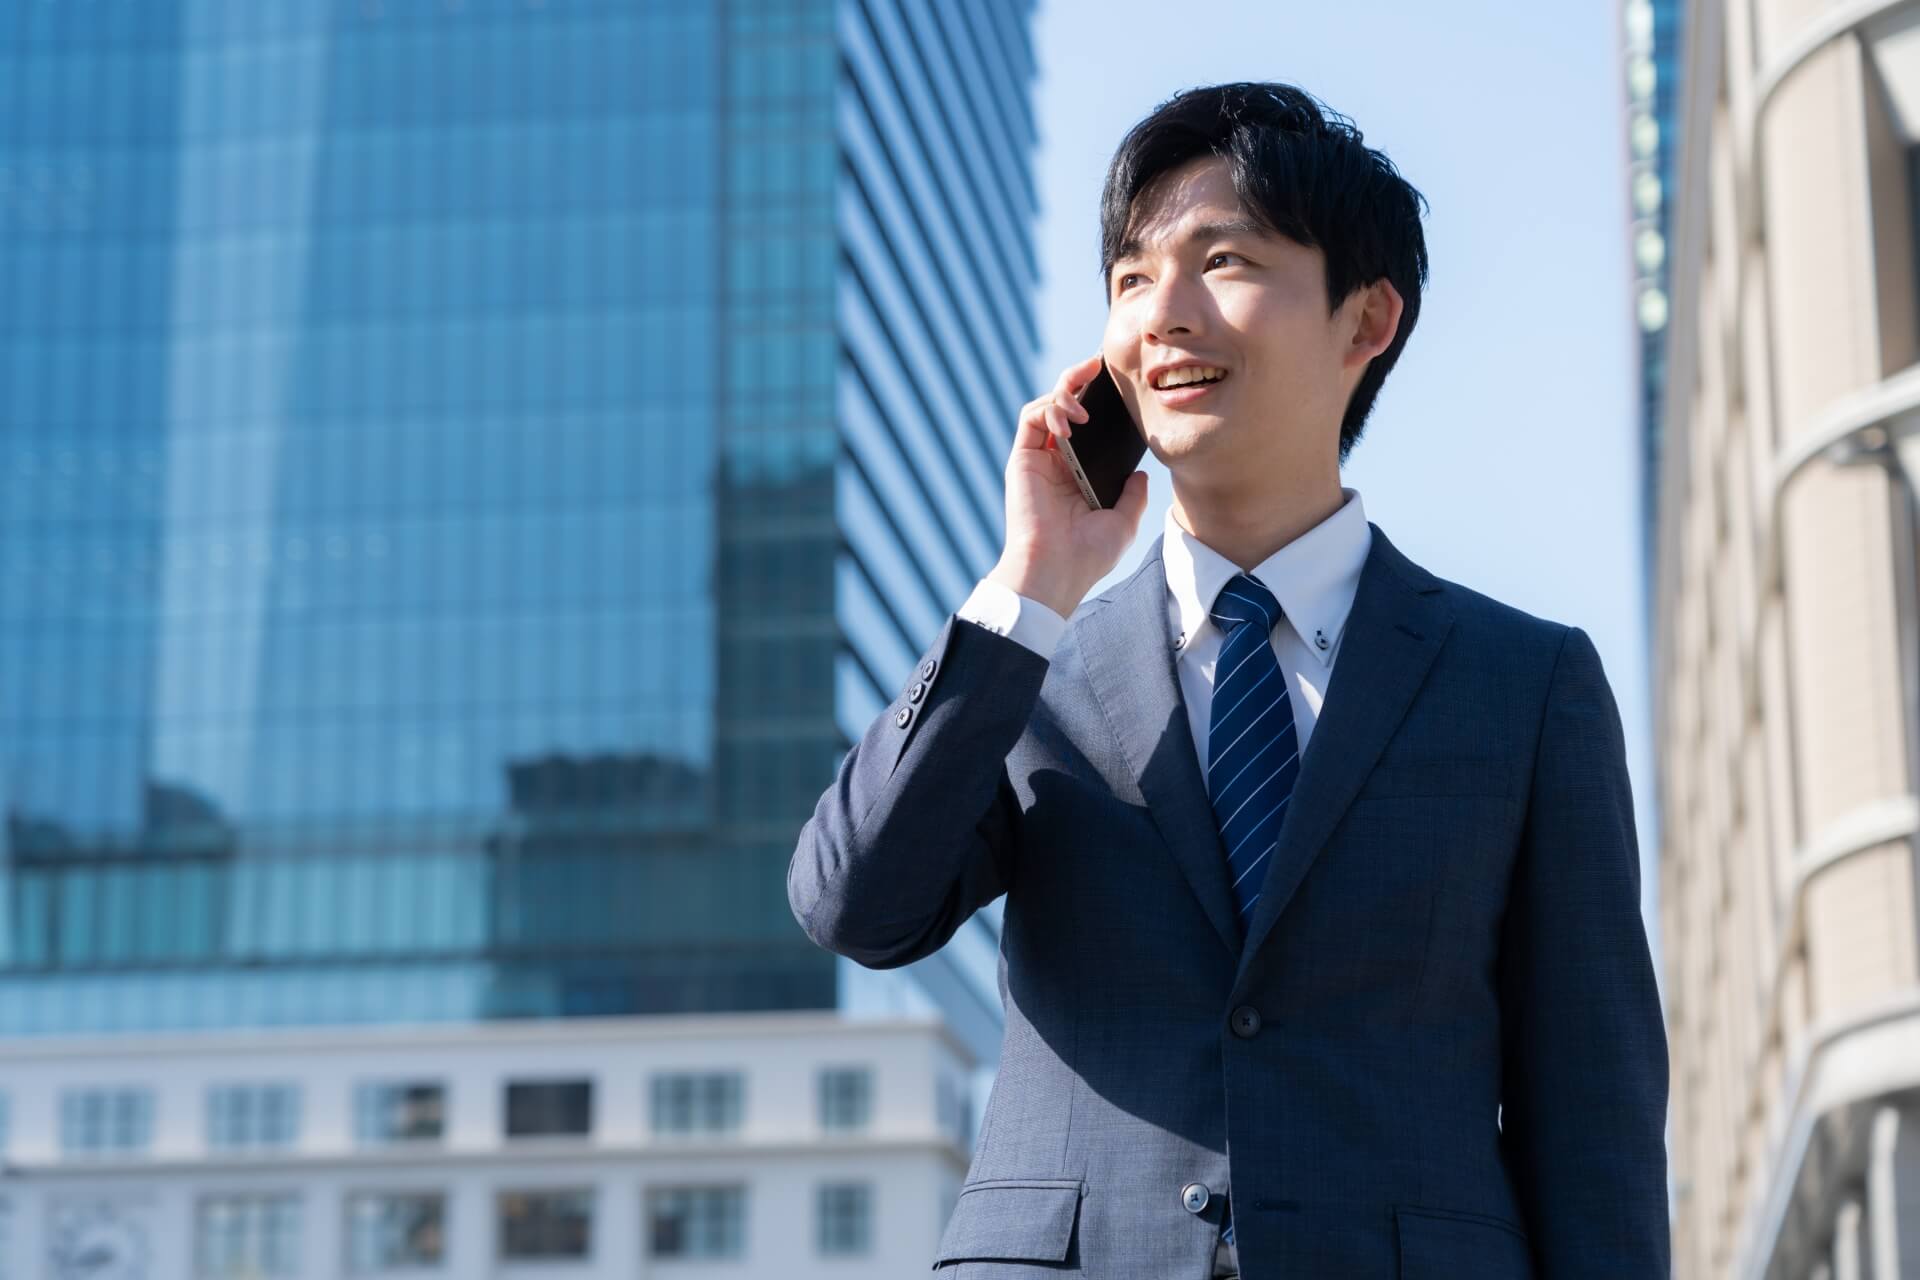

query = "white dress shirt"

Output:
[[956, 486, 1373, 763]]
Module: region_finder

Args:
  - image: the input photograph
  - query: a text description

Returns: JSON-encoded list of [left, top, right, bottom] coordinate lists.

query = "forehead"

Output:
[[1118, 155, 1261, 250]]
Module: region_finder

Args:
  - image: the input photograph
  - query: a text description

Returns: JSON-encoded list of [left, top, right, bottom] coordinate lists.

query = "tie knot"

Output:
[[1209, 573, 1283, 634]]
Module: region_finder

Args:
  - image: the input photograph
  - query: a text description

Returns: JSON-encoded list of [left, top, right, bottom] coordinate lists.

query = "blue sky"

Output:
[[1028, 1, 1661, 944]]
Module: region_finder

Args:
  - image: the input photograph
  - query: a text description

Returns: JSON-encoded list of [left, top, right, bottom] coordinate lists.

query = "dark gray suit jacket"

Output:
[[788, 523, 1669, 1278]]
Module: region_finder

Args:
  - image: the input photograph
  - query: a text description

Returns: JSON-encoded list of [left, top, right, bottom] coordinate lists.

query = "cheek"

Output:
[[1226, 302, 1318, 376], [1098, 326, 1139, 391], [1099, 312, 1132, 362], [1215, 288, 1285, 334]]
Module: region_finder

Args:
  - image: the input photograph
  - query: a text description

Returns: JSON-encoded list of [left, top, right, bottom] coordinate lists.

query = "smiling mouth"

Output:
[[1152, 364, 1228, 391]]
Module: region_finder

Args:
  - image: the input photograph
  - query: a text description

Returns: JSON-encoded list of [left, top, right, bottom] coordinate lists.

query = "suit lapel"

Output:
[[1078, 521, 1456, 981], [1080, 535, 1243, 958], [1231, 521, 1454, 991]]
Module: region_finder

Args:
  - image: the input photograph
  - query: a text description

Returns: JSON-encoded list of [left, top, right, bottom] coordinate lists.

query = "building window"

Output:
[[649, 1071, 742, 1136], [939, 1170, 961, 1231], [59, 1087, 152, 1157], [503, 1079, 592, 1139], [195, 1193, 301, 1279], [353, 1081, 445, 1145], [940, 1072, 961, 1139], [647, 1186, 745, 1259], [346, 1191, 445, 1272], [936, 1070, 974, 1146], [817, 1066, 871, 1133], [207, 1083, 300, 1152], [816, 1182, 872, 1256], [497, 1189, 591, 1261]]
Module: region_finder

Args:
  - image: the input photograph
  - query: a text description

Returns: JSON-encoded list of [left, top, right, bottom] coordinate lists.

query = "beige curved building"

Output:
[[1655, 0, 1920, 1276]]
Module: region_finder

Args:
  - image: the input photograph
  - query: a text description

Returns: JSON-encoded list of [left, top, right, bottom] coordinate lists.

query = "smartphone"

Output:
[[1056, 357, 1147, 510]]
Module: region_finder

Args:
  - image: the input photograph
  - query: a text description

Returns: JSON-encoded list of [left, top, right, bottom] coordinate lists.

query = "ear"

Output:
[[1349, 277, 1404, 363]]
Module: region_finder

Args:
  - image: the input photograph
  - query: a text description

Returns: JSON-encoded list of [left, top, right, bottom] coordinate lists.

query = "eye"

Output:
[[1207, 252, 1243, 268]]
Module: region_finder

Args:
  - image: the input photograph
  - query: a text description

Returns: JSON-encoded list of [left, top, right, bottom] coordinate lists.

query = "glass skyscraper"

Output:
[[0, 0, 1036, 1070], [1626, 0, 1686, 615]]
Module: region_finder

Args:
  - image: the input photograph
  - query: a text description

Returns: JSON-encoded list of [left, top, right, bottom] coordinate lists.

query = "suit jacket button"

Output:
[[907, 680, 926, 703], [1181, 1182, 1210, 1213], [1230, 1006, 1263, 1038], [894, 707, 911, 729], [920, 659, 937, 680]]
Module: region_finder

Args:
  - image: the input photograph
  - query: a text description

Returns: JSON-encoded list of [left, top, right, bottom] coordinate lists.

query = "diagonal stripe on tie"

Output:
[[1206, 572, 1299, 939]]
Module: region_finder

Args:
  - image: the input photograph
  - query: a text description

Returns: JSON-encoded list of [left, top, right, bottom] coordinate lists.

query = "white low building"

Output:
[[0, 1012, 976, 1279]]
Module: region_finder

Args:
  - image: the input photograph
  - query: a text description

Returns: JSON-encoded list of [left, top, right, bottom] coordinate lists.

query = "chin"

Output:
[[1145, 414, 1226, 458]]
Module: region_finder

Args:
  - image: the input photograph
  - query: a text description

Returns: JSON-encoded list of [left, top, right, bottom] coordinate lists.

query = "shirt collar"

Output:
[[1163, 486, 1373, 666]]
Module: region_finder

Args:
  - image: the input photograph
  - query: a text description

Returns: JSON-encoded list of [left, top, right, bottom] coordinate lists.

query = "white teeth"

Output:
[[1154, 366, 1226, 389]]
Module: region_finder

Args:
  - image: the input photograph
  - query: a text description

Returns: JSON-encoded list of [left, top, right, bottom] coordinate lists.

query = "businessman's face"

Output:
[[1102, 155, 1370, 477]]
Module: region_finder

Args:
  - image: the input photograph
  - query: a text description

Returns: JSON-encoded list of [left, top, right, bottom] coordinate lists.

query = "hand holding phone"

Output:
[[1055, 356, 1149, 511], [988, 354, 1151, 619]]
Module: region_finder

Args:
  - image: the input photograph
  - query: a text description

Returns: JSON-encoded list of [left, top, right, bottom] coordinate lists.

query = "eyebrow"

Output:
[[1111, 217, 1271, 272]]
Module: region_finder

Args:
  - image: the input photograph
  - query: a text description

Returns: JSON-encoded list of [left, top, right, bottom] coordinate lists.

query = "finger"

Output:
[[1014, 406, 1048, 454], [1058, 391, 1087, 424], [1055, 352, 1105, 396]]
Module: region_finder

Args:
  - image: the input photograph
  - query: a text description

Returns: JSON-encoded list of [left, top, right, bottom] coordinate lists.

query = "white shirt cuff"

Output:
[[956, 577, 1070, 659]]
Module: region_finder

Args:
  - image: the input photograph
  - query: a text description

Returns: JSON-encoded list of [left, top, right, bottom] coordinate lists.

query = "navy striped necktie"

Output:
[[1205, 573, 1297, 1254], [1205, 573, 1300, 940]]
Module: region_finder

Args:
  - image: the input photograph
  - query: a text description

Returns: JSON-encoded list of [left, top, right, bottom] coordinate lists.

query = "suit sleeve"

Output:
[[1497, 624, 1671, 1276], [787, 611, 1050, 970]]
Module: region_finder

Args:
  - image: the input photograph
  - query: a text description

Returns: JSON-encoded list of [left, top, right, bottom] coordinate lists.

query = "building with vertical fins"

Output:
[[1654, 0, 1920, 1275], [0, 0, 1038, 1273]]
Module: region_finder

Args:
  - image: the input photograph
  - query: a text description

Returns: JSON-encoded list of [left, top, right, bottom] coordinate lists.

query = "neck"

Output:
[[1168, 466, 1345, 572]]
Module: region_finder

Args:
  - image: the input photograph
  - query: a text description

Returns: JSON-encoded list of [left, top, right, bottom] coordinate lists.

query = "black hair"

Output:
[[1099, 81, 1430, 464]]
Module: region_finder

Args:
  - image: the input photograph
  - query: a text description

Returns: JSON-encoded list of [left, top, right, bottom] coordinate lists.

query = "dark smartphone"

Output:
[[1056, 357, 1147, 510]]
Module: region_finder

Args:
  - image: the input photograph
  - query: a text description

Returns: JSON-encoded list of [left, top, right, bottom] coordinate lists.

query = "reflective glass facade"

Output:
[[0, 0, 1036, 1053], [1629, 0, 1687, 617]]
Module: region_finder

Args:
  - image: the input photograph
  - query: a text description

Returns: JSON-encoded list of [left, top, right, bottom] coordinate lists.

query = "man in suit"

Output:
[[788, 81, 1668, 1278]]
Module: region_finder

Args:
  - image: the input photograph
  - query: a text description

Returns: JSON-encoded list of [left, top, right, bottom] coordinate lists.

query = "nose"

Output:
[[1139, 272, 1201, 348]]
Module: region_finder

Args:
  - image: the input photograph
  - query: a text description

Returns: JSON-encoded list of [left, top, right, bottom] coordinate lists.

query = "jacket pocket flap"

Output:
[[933, 1179, 1084, 1265], [1395, 1205, 1533, 1279]]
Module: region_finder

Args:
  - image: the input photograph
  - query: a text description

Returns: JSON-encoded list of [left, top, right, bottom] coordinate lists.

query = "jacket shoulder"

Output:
[[1408, 561, 1581, 685], [1432, 572, 1571, 642]]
